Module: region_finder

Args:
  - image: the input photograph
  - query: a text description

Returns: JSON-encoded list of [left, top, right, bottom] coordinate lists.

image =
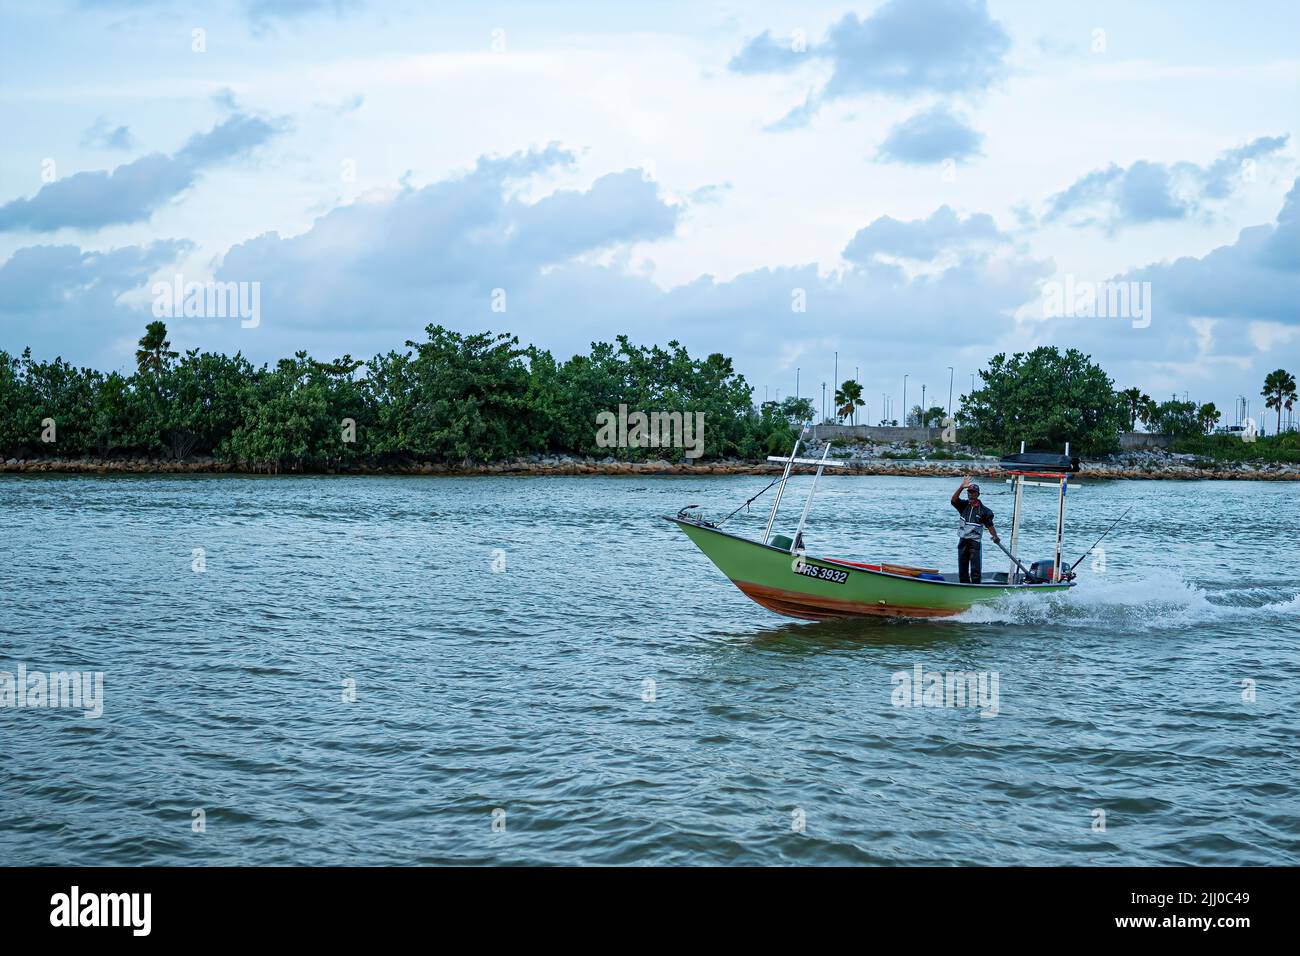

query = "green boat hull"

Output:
[[666, 517, 1073, 620]]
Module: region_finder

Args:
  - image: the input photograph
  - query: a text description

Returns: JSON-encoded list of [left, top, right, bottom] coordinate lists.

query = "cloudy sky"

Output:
[[1, 0, 1297, 424]]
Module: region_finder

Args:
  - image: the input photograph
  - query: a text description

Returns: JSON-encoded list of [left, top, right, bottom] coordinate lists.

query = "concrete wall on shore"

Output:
[[814, 424, 1173, 451], [1119, 431, 1172, 450], [809, 424, 956, 443]]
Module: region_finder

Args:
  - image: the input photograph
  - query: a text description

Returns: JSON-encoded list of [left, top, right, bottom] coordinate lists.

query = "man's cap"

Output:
[[967, 483, 981, 494]]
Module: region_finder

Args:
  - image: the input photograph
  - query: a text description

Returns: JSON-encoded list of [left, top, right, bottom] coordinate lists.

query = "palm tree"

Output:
[[1262, 368, 1297, 436], [1197, 402, 1220, 434], [834, 379, 865, 424], [1120, 387, 1148, 430], [1137, 395, 1158, 431], [135, 321, 177, 375]]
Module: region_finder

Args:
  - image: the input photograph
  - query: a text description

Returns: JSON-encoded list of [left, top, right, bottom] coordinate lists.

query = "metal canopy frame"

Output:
[[762, 426, 847, 549], [761, 430, 803, 545], [1003, 442, 1074, 583], [764, 432, 1078, 577]]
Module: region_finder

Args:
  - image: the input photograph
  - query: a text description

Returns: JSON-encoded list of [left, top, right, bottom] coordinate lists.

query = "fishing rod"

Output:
[[715, 474, 785, 526], [718, 425, 820, 527], [1067, 505, 1133, 573]]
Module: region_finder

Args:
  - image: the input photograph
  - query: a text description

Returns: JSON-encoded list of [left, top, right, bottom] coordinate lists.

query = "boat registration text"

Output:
[[794, 563, 849, 585]]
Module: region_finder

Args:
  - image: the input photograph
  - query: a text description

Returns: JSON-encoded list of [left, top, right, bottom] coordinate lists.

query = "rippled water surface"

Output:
[[2, 473, 1297, 865]]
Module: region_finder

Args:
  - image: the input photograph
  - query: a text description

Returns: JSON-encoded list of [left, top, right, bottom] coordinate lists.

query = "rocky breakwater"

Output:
[[1, 449, 1296, 479]]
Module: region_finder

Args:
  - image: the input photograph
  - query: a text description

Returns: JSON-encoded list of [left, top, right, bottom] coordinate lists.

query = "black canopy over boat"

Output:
[[997, 450, 1080, 473]]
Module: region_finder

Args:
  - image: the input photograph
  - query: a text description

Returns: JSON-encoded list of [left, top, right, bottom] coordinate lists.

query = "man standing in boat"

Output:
[[951, 477, 1000, 584]]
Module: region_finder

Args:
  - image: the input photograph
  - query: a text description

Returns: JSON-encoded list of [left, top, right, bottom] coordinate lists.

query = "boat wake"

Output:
[[953, 572, 1300, 629]]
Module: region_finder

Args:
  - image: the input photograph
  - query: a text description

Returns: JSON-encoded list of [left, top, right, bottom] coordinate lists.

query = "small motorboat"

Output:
[[663, 430, 1106, 621]]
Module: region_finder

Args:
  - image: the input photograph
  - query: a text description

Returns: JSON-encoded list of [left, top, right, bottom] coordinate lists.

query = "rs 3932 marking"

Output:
[[794, 563, 848, 585]]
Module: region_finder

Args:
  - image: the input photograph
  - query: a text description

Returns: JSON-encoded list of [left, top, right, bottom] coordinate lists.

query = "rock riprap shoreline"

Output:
[[2, 447, 1296, 480]]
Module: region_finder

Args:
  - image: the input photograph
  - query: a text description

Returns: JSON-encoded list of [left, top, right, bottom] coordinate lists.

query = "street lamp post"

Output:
[[921, 384, 927, 425], [947, 366, 954, 417], [903, 375, 908, 427]]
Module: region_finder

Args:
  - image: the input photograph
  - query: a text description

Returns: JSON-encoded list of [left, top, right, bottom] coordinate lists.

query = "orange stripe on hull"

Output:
[[732, 580, 962, 621]]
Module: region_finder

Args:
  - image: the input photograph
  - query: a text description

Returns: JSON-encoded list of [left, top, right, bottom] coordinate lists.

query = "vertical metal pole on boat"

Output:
[[791, 441, 831, 553], [1008, 473, 1024, 581], [1052, 474, 1068, 582], [763, 426, 804, 545]]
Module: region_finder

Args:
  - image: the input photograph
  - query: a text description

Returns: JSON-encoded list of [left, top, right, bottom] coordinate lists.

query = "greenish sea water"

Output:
[[2, 474, 1297, 864]]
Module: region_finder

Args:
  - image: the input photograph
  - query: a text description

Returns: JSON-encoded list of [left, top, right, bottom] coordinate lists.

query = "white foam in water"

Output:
[[953, 571, 1300, 628]]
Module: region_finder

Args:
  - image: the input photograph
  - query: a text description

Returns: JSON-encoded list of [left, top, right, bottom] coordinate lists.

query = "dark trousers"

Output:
[[958, 538, 982, 583]]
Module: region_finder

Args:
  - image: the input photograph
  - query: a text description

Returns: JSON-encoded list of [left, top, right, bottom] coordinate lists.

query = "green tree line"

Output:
[[2, 328, 1293, 468], [958, 346, 1297, 460], [0, 322, 797, 471]]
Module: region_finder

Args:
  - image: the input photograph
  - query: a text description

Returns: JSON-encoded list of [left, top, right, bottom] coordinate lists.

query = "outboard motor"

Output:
[[1026, 559, 1076, 583], [1028, 559, 1055, 583]]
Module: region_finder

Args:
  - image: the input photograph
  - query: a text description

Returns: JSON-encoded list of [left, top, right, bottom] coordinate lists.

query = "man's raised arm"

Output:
[[951, 476, 970, 507]]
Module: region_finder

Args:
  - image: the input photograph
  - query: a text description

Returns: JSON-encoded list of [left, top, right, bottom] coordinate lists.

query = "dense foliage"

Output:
[[1169, 430, 1300, 464], [957, 347, 1129, 455], [0, 324, 796, 470], [1, 329, 1292, 469]]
